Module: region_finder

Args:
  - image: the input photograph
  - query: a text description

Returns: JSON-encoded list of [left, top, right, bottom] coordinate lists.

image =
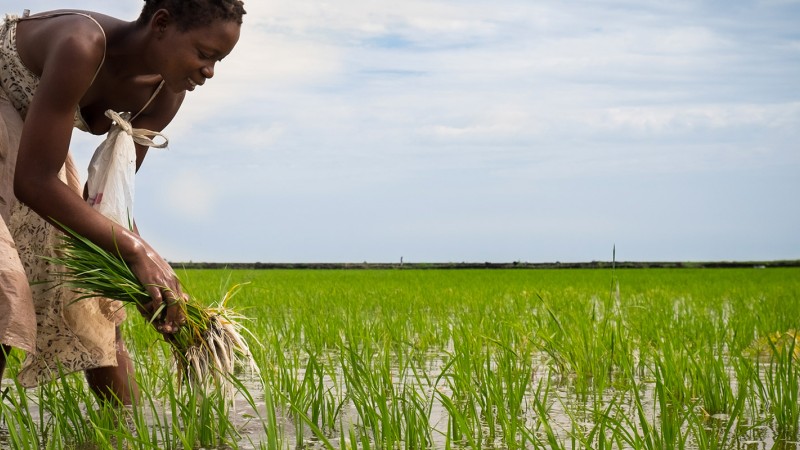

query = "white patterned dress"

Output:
[[0, 11, 127, 387]]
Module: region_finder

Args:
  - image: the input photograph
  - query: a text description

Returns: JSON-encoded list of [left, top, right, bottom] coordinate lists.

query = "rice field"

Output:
[[1, 266, 799, 449]]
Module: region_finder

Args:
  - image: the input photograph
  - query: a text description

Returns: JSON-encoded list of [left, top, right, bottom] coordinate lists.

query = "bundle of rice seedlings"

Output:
[[46, 226, 258, 398]]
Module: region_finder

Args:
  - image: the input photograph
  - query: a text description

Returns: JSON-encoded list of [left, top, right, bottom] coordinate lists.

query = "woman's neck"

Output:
[[103, 21, 159, 79]]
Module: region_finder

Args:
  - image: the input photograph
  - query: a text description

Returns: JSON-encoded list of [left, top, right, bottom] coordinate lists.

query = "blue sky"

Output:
[[27, 0, 800, 263]]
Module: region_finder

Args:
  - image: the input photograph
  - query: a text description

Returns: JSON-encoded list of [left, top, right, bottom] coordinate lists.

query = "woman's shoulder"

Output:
[[34, 10, 108, 48], [23, 10, 111, 36], [18, 10, 111, 75]]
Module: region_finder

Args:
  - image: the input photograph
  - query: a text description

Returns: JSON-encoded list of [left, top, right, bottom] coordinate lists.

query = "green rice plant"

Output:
[[687, 346, 734, 416], [299, 350, 341, 434], [578, 394, 629, 449], [248, 380, 284, 450], [764, 330, 800, 438], [166, 377, 239, 447], [533, 293, 619, 395], [653, 340, 692, 405], [390, 379, 434, 450], [78, 360, 243, 449], [270, 339, 303, 398], [730, 356, 766, 431], [528, 375, 568, 450], [0, 379, 43, 449], [437, 389, 480, 449], [686, 357, 750, 450], [474, 349, 499, 443], [47, 369, 97, 445], [45, 226, 258, 398], [280, 349, 339, 448], [338, 337, 431, 448], [439, 323, 487, 445], [268, 386, 336, 450], [615, 361, 691, 450], [652, 357, 691, 448], [2, 374, 131, 450], [484, 336, 534, 449]]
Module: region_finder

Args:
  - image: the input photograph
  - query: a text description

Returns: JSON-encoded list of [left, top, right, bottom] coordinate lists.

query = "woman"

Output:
[[0, 0, 245, 405]]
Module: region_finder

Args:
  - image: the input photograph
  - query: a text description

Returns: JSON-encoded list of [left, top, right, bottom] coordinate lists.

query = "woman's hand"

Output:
[[127, 239, 188, 334]]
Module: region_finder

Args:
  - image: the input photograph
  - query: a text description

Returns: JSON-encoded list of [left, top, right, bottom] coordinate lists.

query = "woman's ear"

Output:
[[150, 9, 172, 36]]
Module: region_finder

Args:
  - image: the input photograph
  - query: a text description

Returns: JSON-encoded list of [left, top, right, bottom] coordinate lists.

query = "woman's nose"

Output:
[[201, 64, 215, 79]]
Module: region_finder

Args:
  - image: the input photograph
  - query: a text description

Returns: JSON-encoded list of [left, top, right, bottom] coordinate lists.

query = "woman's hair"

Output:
[[137, 0, 246, 31]]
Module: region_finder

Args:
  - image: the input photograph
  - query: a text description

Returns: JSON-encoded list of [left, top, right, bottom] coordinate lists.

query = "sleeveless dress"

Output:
[[0, 10, 164, 387]]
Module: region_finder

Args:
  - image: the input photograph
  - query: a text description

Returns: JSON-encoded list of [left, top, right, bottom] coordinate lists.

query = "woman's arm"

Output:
[[126, 87, 188, 328], [14, 23, 186, 333]]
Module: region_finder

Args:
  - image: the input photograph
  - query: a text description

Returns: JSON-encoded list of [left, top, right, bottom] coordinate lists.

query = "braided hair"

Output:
[[137, 0, 246, 31]]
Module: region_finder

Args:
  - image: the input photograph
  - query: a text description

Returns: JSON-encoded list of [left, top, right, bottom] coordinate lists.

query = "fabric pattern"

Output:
[[0, 12, 126, 387]]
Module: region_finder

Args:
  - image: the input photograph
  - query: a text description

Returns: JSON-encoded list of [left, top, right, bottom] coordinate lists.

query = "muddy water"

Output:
[[222, 364, 793, 449], [1, 360, 796, 449]]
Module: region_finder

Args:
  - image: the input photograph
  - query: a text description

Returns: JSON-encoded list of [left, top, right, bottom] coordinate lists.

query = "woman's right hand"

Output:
[[126, 238, 188, 334]]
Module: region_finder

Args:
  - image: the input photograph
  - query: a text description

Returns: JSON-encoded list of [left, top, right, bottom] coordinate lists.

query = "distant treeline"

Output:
[[169, 260, 800, 270]]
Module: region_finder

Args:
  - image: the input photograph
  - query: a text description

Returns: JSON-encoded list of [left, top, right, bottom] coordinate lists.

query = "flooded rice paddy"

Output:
[[1, 267, 798, 449]]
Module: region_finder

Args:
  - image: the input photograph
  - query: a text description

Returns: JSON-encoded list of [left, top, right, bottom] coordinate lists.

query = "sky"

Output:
[[23, 0, 800, 263]]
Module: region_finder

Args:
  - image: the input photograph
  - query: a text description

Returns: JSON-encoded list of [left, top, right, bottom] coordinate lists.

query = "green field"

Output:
[[1, 267, 799, 449]]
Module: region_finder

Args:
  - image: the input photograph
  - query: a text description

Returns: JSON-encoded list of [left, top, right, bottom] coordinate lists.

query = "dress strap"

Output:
[[131, 80, 165, 122], [17, 11, 107, 87]]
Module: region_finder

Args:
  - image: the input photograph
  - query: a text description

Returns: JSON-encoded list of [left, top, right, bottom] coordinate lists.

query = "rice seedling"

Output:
[[0, 377, 42, 449], [528, 375, 568, 450], [281, 350, 338, 448], [44, 226, 258, 398], [687, 347, 734, 416], [489, 342, 533, 449], [764, 329, 800, 438], [437, 324, 487, 446], [534, 293, 620, 395], [339, 340, 408, 448], [615, 361, 691, 450], [437, 388, 480, 449], [577, 393, 629, 449], [685, 359, 750, 450]]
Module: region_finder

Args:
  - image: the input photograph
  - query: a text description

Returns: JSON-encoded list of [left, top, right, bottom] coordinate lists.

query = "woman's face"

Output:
[[157, 18, 241, 93]]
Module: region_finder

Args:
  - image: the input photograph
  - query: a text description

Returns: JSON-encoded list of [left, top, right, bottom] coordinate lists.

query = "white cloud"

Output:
[[651, 26, 730, 54], [160, 170, 219, 220], [38, 0, 800, 262], [597, 103, 800, 133]]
